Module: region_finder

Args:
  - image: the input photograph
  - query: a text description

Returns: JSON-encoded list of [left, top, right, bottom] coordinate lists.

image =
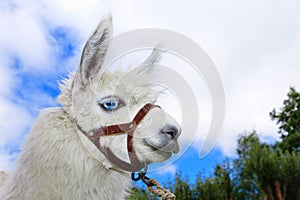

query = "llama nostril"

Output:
[[161, 125, 179, 139]]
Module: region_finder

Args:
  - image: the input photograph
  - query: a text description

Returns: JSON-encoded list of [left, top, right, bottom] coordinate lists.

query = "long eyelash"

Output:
[[99, 95, 121, 103]]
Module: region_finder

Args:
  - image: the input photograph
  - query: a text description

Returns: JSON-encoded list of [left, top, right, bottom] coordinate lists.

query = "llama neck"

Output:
[[77, 130, 134, 170], [0, 107, 132, 200]]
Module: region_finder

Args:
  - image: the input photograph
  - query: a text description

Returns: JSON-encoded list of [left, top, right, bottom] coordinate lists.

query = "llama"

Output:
[[0, 16, 181, 199]]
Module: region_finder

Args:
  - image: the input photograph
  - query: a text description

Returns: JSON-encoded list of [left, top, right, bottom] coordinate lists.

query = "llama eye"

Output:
[[98, 97, 125, 112]]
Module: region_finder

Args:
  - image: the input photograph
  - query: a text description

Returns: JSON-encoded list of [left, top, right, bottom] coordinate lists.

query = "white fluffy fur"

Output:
[[0, 172, 8, 188], [0, 16, 180, 200]]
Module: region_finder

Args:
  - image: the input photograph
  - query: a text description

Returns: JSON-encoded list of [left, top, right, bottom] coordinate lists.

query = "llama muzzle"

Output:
[[75, 103, 160, 172]]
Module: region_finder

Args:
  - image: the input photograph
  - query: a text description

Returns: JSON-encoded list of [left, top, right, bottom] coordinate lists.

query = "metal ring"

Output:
[[131, 172, 142, 181]]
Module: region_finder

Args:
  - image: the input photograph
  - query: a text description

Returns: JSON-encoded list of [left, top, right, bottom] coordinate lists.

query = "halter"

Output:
[[75, 103, 160, 172]]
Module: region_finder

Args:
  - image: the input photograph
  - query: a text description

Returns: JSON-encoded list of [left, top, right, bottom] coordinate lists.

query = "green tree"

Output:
[[235, 131, 300, 200], [214, 159, 233, 200], [126, 186, 157, 200], [281, 151, 300, 199], [270, 87, 300, 152], [173, 172, 194, 200], [247, 140, 284, 200], [233, 132, 262, 200], [196, 174, 225, 200]]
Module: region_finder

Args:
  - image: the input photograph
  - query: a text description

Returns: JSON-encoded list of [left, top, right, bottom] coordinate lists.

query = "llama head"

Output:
[[58, 16, 181, 171]]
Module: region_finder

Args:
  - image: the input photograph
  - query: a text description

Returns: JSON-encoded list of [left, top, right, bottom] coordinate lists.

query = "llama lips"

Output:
[[144, 138, 180, 154], [164, 140, 180, 154]]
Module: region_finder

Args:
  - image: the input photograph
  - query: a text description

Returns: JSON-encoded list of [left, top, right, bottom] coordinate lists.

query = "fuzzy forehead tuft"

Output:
[[94, 67, 157, 104], [57, 66, 158, 113]]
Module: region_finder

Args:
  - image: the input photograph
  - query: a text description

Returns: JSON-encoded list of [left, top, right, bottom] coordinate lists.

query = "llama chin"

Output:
[[0, 15, 181, 200]]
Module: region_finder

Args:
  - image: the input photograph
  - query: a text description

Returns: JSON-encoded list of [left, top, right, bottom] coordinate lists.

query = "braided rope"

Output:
[[131, 167, 176, 200], [147, 179, 176, 200]]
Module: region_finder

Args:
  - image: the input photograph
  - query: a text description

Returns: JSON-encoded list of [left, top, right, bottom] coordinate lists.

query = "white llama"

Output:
[[0, 16, 181, 200]]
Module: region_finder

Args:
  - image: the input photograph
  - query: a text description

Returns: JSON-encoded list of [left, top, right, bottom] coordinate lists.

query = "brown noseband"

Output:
[[76, 103, 160, 172]]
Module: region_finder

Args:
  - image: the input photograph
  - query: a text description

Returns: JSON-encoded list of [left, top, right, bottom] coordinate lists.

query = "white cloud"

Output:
[[154, 164, 177, 176], [120, 0, 300, 157], [0, 56, 15, 97], [147, 1, 300, 155], [0, 98, 32, 146], [0, 2, 54, 70], [38, 0, 107, 37], [0, 97, 32, 171], [0, 149, 18, 171]]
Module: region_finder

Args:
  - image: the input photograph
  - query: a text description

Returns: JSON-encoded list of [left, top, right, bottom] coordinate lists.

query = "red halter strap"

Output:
[[76, 103, 160, 172]]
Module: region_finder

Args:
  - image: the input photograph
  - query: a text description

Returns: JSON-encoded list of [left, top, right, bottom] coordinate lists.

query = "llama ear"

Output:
[[77, 15, 112, 87], [139, 47, 163, 71], [144, 47, 163, 65]]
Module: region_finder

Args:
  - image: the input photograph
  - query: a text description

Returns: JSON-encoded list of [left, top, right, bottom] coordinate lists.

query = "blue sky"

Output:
[[1, 0, 300, 184]]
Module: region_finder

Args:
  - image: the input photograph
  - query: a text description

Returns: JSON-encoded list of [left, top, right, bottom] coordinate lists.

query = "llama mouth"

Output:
[[144, 139, 180, 154]]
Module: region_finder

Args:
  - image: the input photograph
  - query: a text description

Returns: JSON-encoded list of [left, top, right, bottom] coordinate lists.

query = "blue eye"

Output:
[[98, 97, 125, 112], [102, 101, 119, 111]]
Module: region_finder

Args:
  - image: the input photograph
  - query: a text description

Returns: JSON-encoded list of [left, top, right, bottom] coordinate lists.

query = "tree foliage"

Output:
[[270, 87, 300, 152], [126, 187, 156, 200]]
